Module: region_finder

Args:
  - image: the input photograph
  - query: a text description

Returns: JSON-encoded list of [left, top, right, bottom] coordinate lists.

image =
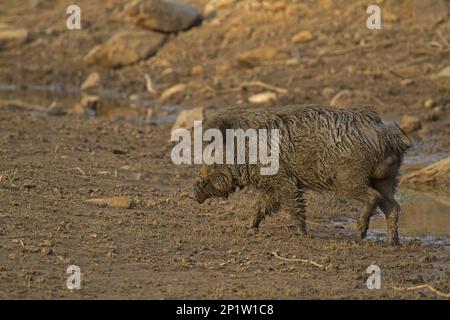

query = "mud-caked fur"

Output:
[[193, 105, 410, 245]]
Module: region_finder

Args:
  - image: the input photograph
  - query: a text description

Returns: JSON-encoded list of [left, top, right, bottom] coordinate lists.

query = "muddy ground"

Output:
[[0, 0, 449, 299]]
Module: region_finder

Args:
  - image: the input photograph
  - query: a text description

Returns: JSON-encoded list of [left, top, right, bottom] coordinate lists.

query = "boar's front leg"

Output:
[[250, 192, 280, 230]]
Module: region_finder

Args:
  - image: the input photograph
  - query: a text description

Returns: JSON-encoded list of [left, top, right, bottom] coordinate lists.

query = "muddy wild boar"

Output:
[[193, 105, 410, 245]]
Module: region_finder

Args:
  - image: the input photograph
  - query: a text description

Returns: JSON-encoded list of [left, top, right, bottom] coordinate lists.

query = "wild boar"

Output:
[[193, 105, 410, 245]]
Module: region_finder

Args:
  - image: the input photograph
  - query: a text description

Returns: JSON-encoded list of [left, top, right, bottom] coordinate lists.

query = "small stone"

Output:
[[190, 65, 203, 76], [0, 24, 28, 49], [40, 240, 54, 247], [248, 92, 277, 104], [41, 248, 53, 256], [400, 115, 422, 133], [125, 0, 203, 33], [70, 95, 99, 115], [171, 107, 204, 134], [47, 102, 67, 116], [400, 79, 414, 86], [81, 72, 101, 91], [85, 197, 134, 209], [235, 47, 284, 68], [383, 11, 398, 23], [423, 98, 434, 109], [291, 30, 313, 43]]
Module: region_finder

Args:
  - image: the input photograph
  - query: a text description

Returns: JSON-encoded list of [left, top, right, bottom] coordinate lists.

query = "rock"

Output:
[[383, 11, 399, 23], [235, 47, 285, 68], [81, 72, 101, 91], [41, 248, 53, 256], [432, 66, 450, 94], [291, 30, 313, 43], [0, 24, 28, 49], [85, 197, 134, 209], [47, 102, 67, 116], [401, 156, 450, 190], [159, 83, 186, 103], [125, 0, 203, 33], [171, 107, 204, 134], [248, 92, 277, 104], [70, 95, 99, 114], [190, 65, 203, 76], [83, 30, 165, 68], [400, 115, 422, 133], [423, 98, 434, 109]]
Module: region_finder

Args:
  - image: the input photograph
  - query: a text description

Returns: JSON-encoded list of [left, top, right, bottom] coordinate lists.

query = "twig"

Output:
[[144, 74, 157, 96], [393, 284, 450, 299], [67, 167, 86, 176], [240, 81, 288, 94], [218, 80, 288, 95], [272, 251, 330, 270]]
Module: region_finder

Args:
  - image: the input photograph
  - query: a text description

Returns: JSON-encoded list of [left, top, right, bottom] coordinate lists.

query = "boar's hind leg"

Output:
[[250, 193, 280, 230], [373, 178, 400, 246], [355, 187, 382, 240], [285, 189, 307, 236]]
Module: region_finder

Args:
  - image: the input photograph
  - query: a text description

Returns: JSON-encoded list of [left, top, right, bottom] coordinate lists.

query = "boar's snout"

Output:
[[193, 177, 209, 204]]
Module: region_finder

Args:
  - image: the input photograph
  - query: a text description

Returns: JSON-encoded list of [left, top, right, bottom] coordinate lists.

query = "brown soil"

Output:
[[0, 0, 449, 299]]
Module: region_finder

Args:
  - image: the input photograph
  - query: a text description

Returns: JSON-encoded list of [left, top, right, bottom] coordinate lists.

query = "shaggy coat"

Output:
[[193, 105, 410, 245]]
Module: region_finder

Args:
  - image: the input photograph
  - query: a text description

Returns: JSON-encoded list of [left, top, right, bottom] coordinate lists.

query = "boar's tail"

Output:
[[385, 122, 411, 158]]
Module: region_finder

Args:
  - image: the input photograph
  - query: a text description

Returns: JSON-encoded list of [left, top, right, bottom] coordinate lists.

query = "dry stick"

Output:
[[67, 167, 86, 176], [272, 251, 329, 270], [240, 81, 288, 95], [393, 284, 450, 299], [218, 80, 288, 95]]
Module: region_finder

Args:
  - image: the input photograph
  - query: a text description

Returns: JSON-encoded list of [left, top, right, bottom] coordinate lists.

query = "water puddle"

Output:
[[0, 84, 181, 124], [368, 189, 450, 245]]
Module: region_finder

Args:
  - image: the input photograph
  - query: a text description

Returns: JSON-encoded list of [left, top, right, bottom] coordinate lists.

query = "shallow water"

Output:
[[0, 84, 180, 124], [368, 189, 450, 245]]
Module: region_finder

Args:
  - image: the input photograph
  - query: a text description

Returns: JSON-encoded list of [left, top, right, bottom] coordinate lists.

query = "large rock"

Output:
[[401, 157, 450, 190], [0, 24, 28, 49], [125, 0, 203, 33], [83, 30, 165, 68]]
